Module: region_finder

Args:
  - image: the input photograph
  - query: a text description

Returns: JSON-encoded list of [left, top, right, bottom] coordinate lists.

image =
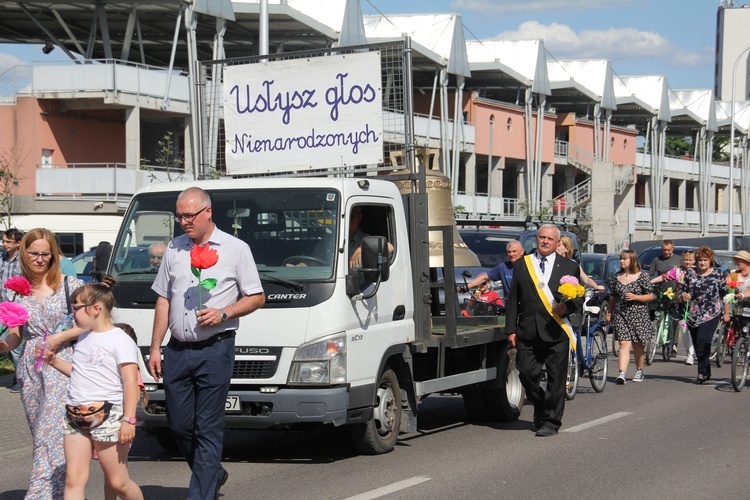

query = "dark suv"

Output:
[[459, 227, 581, 267]]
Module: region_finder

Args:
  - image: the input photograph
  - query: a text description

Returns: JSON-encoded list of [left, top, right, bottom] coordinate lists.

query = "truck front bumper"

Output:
[[138, 386, 350, 429]]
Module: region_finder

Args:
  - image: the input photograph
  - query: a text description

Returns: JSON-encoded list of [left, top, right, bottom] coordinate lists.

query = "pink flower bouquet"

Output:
[[665, 267, 685, 284], [0, 301, 28, 328]]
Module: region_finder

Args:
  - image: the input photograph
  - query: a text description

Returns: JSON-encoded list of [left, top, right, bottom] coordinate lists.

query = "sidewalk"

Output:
[[0, 374, 32, 458]]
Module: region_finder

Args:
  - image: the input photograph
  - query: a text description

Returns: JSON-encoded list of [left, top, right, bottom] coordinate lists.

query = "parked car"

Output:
[[580, 252, 620, 319], [70, 249, 96, 282], [457, 225, 581, 297], [714, 250, 739, 272], [459, 227, 581, 268]]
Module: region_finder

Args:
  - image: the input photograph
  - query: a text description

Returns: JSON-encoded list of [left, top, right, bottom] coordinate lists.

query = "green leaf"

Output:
[[191, 266, 201, 279], [200, 278, 218, 290]]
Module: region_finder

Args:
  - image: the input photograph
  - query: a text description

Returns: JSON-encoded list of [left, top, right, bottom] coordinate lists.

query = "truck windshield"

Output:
[[110, 188, 340, 282]]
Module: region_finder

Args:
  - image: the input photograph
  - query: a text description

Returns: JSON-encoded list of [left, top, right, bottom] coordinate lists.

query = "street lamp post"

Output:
[[728, 45, 750, 251], [487, 115, 494, 215]]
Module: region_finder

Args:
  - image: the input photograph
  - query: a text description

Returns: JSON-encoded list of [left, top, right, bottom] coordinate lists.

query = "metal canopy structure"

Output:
[[614, 75, 671, 236], [0, 0, 347, 68], [364, 13, 472, 186], [717, 100, 750, 233], [466, 39, 550, 101], [465, 39, 549, 212], [547, 59, 617, 160], [669, 89, 719, 236]]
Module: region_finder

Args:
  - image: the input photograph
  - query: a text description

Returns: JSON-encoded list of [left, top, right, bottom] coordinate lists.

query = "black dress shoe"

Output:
[[535, 426, 558, 437], [214, 469, 228, 500], [696, 374, 705, 384]]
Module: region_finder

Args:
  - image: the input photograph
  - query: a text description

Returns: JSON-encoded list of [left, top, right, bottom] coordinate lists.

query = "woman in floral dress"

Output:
[[681, 246, 730, 383], [606, 249, 654, 385], [0, 228, 84, 499]]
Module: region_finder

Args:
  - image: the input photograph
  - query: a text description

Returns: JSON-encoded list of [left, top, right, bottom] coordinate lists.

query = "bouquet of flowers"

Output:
[[0, 276, 31, 334], [558, 275, 585, 302], [665, 267, 685, 284], [725, 272, 739, 305]]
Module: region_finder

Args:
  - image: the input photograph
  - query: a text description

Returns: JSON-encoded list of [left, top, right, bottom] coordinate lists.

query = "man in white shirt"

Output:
[[148, 187, 265, 500]]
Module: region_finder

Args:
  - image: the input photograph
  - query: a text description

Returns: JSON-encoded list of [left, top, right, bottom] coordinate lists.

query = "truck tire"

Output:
[[153, 427, 180, 452], [350, 368, 401, 455], [484, 344, 524, 421]]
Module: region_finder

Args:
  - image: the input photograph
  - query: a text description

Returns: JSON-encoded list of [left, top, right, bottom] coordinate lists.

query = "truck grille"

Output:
[[143, 346, 283, 380], [233, 360, 277, 379]]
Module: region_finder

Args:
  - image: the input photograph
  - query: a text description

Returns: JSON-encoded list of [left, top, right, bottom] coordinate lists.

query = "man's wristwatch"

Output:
[[122, 416, 137, 425], [220, 310, 228, 322]]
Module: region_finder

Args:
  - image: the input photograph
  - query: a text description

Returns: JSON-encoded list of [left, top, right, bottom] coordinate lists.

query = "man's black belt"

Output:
[[169, 330, 236, 350]]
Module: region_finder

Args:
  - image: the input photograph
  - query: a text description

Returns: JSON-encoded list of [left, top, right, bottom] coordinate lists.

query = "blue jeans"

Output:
[[163, 335, 234, 500]]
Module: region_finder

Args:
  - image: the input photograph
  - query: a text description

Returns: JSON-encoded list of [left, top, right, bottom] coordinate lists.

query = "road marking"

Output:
[[562, 411, 632, 433], [344, 476, 431, 500]]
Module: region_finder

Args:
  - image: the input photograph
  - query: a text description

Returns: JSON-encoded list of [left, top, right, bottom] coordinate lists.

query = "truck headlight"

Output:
[[288, 333, 346, 385]]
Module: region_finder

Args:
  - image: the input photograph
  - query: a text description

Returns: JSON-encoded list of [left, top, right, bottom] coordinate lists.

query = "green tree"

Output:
[[713, 135, 731, 162], [665, 136, 692, 157]]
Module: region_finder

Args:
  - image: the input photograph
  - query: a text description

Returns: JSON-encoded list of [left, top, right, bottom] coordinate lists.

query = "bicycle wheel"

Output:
[[662, 318, 676, 362], [589, 328, 608, 393], [716, 322, 730, 368], [709, 323, 721, 360], [565, 348, 579, 400], [731, 337, 749, 392], [645, 319, 658, 366]]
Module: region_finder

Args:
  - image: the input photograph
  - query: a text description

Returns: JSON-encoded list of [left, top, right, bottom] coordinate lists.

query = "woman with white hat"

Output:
[[731, 250, 750, 298]]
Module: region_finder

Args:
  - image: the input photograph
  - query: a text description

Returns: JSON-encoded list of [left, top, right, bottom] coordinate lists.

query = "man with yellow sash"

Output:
[[505, 224, 581, 437]]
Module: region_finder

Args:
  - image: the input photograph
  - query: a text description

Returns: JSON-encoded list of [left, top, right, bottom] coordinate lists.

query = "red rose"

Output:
[[190, 244, 218, 270]]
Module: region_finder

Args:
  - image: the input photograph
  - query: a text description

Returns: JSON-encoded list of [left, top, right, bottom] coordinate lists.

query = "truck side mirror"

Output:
[[361, 236, 390, 283], [346, 236, 390, 299]]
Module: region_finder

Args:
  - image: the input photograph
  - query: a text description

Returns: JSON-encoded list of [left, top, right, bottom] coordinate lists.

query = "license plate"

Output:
[[225, 395, 241, 414]]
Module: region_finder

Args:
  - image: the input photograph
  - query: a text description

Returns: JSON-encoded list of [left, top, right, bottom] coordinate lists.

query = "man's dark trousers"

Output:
[[164, 336, 234, 500], [516, 337, 569, 430]]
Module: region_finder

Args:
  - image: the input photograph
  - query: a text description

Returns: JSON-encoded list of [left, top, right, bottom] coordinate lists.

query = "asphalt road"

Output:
[[1, 352, 748, 499]]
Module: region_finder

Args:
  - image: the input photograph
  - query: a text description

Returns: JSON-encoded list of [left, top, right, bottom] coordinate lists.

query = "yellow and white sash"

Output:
[[524, 255, 576, 350]]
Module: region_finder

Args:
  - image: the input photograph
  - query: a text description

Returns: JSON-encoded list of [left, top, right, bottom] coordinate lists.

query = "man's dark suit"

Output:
[[505, 253, 581, 430]]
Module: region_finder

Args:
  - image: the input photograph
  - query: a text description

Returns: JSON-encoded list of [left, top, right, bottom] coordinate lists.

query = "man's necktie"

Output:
[[539, 256, 547, 274]]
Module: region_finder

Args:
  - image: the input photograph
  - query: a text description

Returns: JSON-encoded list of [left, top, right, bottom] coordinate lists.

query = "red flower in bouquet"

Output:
[[4, 276, 31, 298], [190, 244, 218, 310]]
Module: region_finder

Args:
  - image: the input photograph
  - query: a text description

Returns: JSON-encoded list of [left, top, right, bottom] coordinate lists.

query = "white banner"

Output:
[[223, 51, 383, 174]]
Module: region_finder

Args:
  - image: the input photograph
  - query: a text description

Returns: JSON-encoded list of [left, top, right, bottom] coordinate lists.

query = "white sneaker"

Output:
[[632, 369, 644, 383], [616, 371, 626, 385], [685, 355, 695, 365]]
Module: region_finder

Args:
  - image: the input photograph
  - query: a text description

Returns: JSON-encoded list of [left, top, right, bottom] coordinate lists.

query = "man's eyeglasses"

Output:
[[71, 303, 92, 312], [174, 206, 209, 224], [27, 251, 53, 260]]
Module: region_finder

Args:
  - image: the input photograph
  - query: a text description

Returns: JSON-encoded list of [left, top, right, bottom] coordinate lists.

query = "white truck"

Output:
[[102, 39, 525, 454]]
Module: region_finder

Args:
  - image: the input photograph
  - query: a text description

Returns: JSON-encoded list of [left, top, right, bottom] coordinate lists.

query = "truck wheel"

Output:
[[484, 344, 524, 421], [350, 368, 401, 455], [153, 427, 180, 452]]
